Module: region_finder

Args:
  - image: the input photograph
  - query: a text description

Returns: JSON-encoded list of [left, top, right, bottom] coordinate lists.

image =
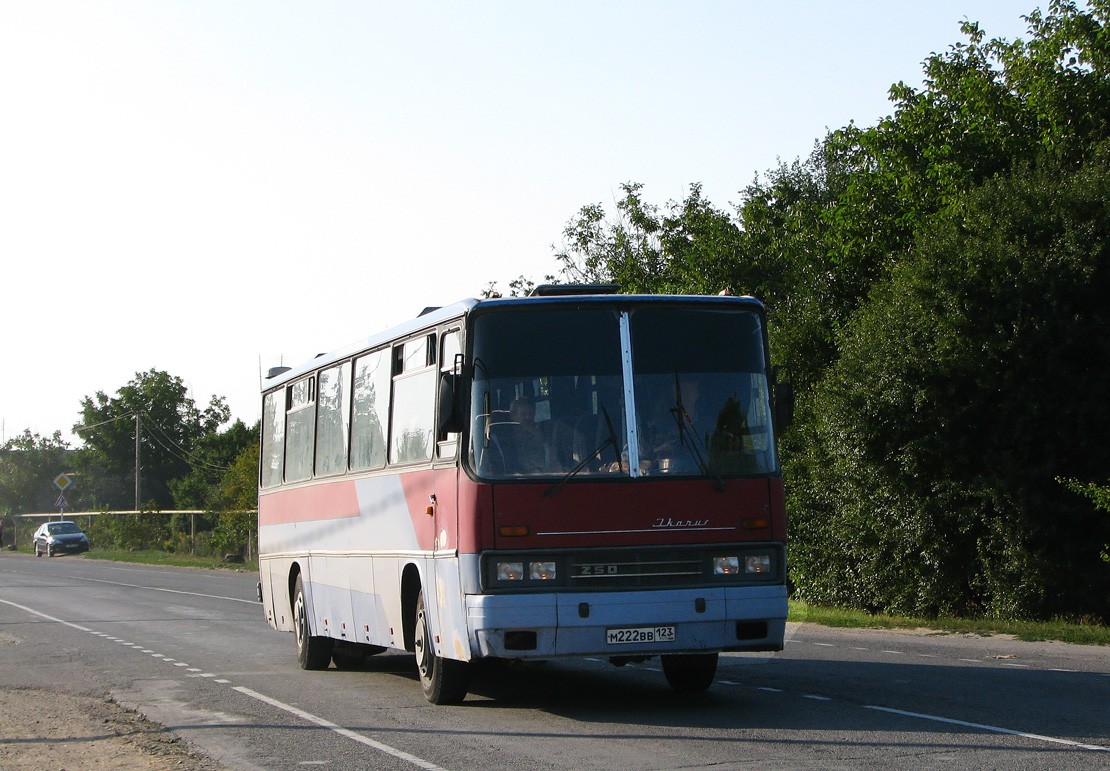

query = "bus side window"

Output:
[[315, 361, 351, 477], [390, 336, 436, 464], [437, 329, 462, 458], [285, 376, 316, 483], [260, 390, 285, 488], [351, 349, 390, 470]]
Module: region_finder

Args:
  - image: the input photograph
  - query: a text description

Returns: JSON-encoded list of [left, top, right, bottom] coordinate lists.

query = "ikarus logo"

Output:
[[653, 517, 709, 529]]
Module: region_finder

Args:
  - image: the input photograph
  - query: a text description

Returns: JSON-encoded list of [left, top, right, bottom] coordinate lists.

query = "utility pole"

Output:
[[134, 413, 141, 511]]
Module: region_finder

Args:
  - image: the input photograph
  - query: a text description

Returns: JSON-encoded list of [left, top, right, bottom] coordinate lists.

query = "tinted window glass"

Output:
[[315, 362, 351, 476], [391, 348, 435, 464], [351, 350, 390, 470], [261, 390, 284, 488], [285, 377, 315, 482], [629, 307, 776, 476], [469, 308, 624, 478]]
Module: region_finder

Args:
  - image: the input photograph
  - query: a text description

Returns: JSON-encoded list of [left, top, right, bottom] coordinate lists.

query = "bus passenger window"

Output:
[[315, 362, 351, 477], [351, 350, 390, 470], [260, 390, 284, 488], [285, 377, 315, 483], [391, 337, 436, 464]]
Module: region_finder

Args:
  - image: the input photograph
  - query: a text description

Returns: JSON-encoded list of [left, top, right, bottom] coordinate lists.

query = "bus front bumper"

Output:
[[465, 585, 786, 660]]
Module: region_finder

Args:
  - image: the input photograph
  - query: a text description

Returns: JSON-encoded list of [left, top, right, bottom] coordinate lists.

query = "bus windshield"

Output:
[[468, 303, 777, 480]]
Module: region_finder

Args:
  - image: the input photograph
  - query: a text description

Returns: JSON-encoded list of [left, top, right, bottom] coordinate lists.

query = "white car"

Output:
[[33, 521, 90, 557]]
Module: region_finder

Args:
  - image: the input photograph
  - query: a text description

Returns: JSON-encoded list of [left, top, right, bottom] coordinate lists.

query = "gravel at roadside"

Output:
[[0, 687, 221, 771]]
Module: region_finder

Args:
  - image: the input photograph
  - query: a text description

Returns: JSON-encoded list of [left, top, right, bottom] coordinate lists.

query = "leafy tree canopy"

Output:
[[0, 430, 71, 515], [74, 369, 231, 510]]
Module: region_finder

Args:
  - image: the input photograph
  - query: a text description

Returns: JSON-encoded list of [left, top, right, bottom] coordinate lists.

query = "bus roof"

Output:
[[261, 293, 766, 392]]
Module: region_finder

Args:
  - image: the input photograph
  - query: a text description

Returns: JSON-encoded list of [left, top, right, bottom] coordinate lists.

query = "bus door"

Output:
[[431, 328, 469, 659]]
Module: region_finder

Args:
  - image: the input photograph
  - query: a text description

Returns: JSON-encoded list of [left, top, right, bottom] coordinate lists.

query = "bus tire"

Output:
[[414, 590, 470, 704], [293, 574, 333, 670], [661, 652, 718, 693]]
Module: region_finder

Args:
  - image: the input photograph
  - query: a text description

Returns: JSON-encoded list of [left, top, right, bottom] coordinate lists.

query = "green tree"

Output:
[[74, 369, 231, 510], [169, 419, 258, 510], [556, 182, 744, 296], [209, 442, 259, 557], [791, 152, 1110, 621], [0, 430, 71, 515], [1060, 478, 1110, 565]]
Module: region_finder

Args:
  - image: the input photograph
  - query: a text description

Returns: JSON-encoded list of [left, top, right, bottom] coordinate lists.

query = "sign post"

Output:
[[53, 475, 73, 520]]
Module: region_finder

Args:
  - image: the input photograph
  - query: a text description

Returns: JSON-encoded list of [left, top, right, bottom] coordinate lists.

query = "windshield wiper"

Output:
[[544, 402, 620, 498], [672, 373, 725, 491]]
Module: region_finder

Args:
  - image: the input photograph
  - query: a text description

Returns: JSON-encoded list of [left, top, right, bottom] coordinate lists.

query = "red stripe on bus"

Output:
[[259, 481, 361, 525]]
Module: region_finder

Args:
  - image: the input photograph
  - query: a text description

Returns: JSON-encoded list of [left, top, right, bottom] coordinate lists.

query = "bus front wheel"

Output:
[[661, 652, 718, 693], [293, 574, 333, 670], [414, 590, 470, 704]]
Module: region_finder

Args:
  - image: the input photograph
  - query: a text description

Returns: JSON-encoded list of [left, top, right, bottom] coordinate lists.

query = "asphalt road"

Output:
[[1, 552, 1107, 770]]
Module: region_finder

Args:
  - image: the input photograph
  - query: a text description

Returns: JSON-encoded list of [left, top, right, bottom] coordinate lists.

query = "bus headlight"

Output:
[[713, 556, 740, 575], [529, 561, 557, 580], [497, 562, 524, 581], [745, 554, 772, 574]]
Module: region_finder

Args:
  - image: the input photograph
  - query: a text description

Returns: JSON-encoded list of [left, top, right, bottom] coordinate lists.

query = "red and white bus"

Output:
[[258, 286, 791, 703]]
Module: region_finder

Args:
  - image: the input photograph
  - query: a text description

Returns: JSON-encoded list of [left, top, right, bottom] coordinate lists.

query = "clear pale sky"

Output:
[[2, 1, 1039, 444]]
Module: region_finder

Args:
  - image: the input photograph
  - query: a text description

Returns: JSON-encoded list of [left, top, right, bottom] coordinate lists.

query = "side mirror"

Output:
[[438, 371, 464, 435]]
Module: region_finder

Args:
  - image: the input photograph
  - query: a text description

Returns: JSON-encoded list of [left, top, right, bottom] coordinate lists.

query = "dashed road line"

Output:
[[864, 705, 1109, 753]]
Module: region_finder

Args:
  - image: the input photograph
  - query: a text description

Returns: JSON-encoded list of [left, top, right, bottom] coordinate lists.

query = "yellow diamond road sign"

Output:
[[53, 474, 72, 492]]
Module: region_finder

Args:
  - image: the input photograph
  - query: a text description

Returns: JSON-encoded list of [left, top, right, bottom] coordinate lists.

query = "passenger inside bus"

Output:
[[507, 396, 550, 474]]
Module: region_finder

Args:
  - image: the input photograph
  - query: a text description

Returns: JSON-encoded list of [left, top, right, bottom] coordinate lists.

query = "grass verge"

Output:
[[789, 600, 1110, 646]]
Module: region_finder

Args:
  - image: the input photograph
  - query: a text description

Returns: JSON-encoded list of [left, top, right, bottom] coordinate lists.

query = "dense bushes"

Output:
[[789, 154, 1110, 620]]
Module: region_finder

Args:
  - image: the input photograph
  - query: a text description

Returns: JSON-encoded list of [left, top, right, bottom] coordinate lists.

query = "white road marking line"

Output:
[[758, 687, 782, 692], [865, 705, 1109, 752], [882, 650, 903, 655], [813, 643, 834, 647], [215, 679, 231, 684], [0, 599, 91, 632], [803, 694, 831, 701], [233, 686, 453, 771], [959, 658, 981, 663], [1049, 668, 1079, 673], [1001, 663, 1030, 669]]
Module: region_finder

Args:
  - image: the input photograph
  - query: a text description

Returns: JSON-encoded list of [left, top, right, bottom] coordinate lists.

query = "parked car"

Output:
[[33, 521, 90, 557]]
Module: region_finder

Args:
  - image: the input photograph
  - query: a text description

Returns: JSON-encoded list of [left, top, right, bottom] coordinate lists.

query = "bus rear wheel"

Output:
[[414, 590, 470, 704], [661, 652, 718, 693], [293, 574, 333, 670]]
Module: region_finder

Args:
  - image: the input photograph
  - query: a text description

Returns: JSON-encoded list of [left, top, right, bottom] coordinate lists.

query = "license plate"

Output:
[[606, 626, 676, 645]]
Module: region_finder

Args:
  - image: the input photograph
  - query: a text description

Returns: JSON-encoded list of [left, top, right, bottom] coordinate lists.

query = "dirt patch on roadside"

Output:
[[0, 688, 220, 771]]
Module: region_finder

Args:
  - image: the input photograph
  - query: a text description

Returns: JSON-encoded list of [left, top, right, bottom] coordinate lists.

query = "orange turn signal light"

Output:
[[499, 526, 530, 537], [742, 518, 770, 529]]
